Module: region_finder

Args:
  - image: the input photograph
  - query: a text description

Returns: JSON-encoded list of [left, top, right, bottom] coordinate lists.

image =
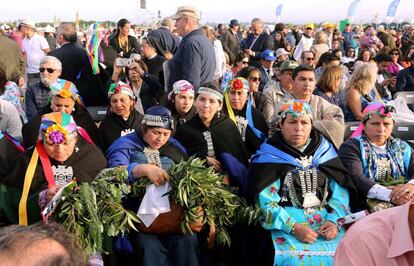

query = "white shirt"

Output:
[[22, 33, 49, 73]]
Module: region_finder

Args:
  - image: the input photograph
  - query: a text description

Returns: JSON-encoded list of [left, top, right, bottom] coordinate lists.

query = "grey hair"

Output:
[[40, 56, 62, 70], [251, 18, 264, 25], [0, 222, 87, 266]]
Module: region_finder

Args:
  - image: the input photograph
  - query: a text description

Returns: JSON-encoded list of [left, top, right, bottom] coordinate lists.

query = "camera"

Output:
[[115, 58, 133, 67]]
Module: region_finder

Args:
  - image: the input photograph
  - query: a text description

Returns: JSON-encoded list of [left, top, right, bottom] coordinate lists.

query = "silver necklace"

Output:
[[235, 116, 248, 142], [143, 147, 162, 167]]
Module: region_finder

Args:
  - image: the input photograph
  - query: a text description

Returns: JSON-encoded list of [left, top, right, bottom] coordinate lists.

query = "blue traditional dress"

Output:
[[248, 130, 357, 266]]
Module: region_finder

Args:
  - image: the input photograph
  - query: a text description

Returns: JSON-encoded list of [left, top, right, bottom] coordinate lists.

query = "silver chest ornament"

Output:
[[143, 147, 162, 167], [296, 156, 321, 209], [377, 157, 391, 181], [235, 116, 248, 142]]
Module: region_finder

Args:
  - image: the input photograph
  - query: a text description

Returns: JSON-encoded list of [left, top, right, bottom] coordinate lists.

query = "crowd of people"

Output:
[[0, 4, 414, 266]]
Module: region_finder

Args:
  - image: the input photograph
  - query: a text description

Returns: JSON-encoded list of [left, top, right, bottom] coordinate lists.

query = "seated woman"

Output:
[[126, 106, 199, 266], [98, 81, 143, 152], [338, 102, 414, 212], [236, 66, 267, 113], [22, 79, 98, 148], [165, 80, 197, 128], [313, 65, 343, 107], [174, 82, 249, 192], [247, 100, 356, 266], [343, 63, 381, 121], [0, 112, 107, 225], [223, 77, 268, 156], [0, 130, 24, 180], [0, 66, 27, 123]]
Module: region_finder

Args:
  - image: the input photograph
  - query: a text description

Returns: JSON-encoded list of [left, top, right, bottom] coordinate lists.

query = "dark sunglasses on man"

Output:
[[39, 67, 56, 74]]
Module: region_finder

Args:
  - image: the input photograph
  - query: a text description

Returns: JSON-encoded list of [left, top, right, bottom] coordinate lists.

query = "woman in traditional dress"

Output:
[[0, 112, 106, 226], [98, 81, 143, 152], [165, 80, 197, 129], [174, 82, 249, 192], [126, 106, 200, 266], [339, 102, 414, 212], [0, 130, 24, 180], [22, 79, 98, 148], [247, 100, 356, 266], [222, 77, 268, 156]]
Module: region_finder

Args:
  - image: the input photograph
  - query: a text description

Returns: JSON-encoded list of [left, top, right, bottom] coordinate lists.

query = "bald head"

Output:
[[161, 17, 175, 32]]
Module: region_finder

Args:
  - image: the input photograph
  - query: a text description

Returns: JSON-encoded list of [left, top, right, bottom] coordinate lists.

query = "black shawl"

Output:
[[98, 109, 143, 152], [174, 114, 249, 191], [222, 102, 269, 157], [0, 136, 107, 225]]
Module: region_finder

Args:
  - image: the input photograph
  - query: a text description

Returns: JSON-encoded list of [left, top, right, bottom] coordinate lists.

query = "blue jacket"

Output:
[[106, 131, 187, 167], [167, 28, 215, 91]]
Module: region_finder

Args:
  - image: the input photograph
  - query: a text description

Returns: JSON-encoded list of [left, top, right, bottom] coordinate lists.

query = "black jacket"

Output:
[[396, 66, 414, 92], [242, 32, 274, 62]]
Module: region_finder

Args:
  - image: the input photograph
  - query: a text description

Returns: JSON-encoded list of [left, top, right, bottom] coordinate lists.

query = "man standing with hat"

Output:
[[293, 22, 314, 61], [220, 19, 240, 64], [262, 60, 299, 124], [167, 6, 215, 91], [258, 49, 276, 92], [20, 19, 50, 87]]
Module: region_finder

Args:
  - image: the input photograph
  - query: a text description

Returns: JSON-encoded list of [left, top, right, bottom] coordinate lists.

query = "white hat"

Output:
[[170, 6, 201, 21], [44, 25, 55, 33], [20, 19, 36, 29], [275, 48, 289, 58]]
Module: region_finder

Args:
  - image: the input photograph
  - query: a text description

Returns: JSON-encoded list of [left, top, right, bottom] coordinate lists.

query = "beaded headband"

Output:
[[198, 87, 223, 101]]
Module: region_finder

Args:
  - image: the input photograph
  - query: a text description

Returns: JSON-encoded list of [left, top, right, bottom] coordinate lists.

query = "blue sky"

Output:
[[1, 0, 413, 24]]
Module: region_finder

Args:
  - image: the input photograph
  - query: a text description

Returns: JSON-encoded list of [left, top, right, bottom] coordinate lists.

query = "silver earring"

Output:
[[217, 111, 221, 118]]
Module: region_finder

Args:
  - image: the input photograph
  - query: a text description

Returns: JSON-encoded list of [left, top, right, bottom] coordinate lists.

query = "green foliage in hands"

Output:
[[52, 166, 140, 255], [132, 156, 262, 247], [377, 175, 406, 187]]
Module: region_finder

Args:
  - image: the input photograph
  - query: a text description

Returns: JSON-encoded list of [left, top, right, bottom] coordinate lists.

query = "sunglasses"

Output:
[[39, 67, 56, 74], [391, 53, 399, 56], [249, 77, 261, 82], [305, 57, 314, 61], [241, 61, 249, 65]]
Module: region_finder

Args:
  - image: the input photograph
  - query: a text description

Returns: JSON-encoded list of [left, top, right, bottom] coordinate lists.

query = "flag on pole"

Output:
[[275, 4, 283, 17], [347, 0, 361, 20], [386, 0, 400, 17]]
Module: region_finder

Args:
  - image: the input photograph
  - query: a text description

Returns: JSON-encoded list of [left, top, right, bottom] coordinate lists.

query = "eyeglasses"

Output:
[[39, 67, 56, 74], [241, 61, 249, 65], [248, 77, 261, 82]]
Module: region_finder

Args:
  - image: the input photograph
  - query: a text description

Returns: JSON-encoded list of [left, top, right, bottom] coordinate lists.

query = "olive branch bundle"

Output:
[[132, 156, 261, 247], [51, 166, 140, 255], [51, 158, 261, 254]]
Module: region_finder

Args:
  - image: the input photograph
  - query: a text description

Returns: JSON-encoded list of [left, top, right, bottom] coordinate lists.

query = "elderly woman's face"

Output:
[[195, 94, 222, 124], [110, 93, 133, 118], [143, 127, 171, 150], [280, 114, 312, 148], [228, 90, 248, 111], [364, 114, 394, 146], [174, 93, 194, 115], [44, 135, 77, 163], [51, 97, 75, 114]]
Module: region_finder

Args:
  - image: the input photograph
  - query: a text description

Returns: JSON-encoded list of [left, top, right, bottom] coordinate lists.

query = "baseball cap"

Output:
[[324, 22, 336, 29], [261, 49, 276, 61], [280, 60, 299, 71], [305, 22, 314, 30], [170, 6, 200, 21]]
